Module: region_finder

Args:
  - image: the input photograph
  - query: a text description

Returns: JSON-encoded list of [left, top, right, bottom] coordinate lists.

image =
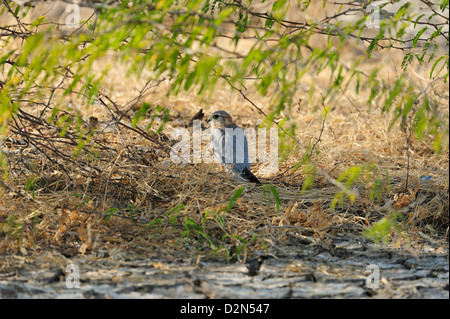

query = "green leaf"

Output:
[[226, 187, 245, 211], [413, 14, 426, 27], [363, 216, 393, 243], [269, 185, 281, 212], [104, 208, 118, 222], [413, 27, 428, 48], [301, 162, 316, 192], [166, 204, 185, 224], [25, 176, 39, 199], [369, 178, 384, 202], [430, 56, 447, 79], [401, 52, 414, 70], [272, 0, 287, 12], [184, 72, 196, 91], [413, 98, 429, 139], [382, 76, 405, 113], [144, 218, 164, 238], [0, 50, 16, 66], [31, 16, 45, 28], [433, 131, 444, 154], [131, 102, 150, 128], [265, 14, 275, 28], [366, 37, 378, 57]]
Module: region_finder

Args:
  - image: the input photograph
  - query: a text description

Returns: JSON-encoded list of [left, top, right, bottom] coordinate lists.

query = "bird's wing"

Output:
[[211, 125, 253, 176], [210, 127, 226, 165], [225, 124, 250, 174]]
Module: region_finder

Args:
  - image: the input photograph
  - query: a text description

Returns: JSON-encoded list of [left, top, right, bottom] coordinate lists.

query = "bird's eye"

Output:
[[212, 115, 219, 119]]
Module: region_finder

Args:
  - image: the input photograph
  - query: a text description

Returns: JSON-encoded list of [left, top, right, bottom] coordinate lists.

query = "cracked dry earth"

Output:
[[0, 235, 448, 299]]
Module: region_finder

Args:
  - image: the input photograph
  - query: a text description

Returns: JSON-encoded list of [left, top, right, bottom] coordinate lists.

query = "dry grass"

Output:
[[0, 14, 448, 260]]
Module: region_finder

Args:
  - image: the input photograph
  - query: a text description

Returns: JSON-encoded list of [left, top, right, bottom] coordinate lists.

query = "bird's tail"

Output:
[[240, 166, 262, 184]]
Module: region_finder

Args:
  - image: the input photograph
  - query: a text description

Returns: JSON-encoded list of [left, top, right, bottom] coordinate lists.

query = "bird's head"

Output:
[[207, 110, 234, 128]]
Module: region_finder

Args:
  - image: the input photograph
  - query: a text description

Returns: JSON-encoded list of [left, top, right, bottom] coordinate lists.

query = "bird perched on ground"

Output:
[[207, 110, 261, 184]]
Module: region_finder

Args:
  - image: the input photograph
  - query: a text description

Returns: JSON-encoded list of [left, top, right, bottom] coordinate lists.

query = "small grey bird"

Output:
[[207, 110, 261, 184]]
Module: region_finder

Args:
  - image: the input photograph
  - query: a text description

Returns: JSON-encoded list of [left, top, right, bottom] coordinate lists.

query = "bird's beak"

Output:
[[206, 117, 212, 123]]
